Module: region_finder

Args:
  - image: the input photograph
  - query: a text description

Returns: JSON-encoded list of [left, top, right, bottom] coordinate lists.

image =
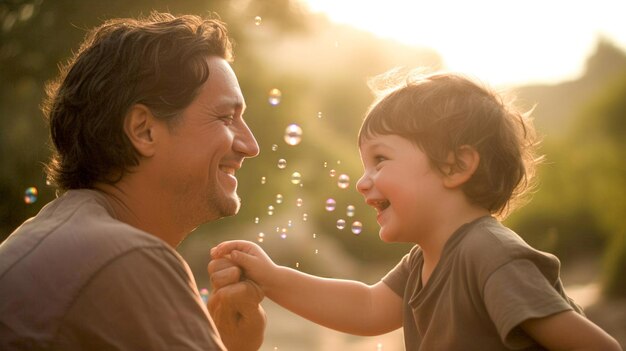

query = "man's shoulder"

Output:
[[0, 188, 173, 299], [0, 189, 179, 349]]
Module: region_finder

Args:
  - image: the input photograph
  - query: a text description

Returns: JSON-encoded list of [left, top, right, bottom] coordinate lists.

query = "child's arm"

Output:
[[210, 240, 403, 336], [521, 310, 622, 351]]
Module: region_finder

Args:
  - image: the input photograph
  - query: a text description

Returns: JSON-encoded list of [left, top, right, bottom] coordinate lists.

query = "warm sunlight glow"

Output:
[[300, 0, 626, 87]]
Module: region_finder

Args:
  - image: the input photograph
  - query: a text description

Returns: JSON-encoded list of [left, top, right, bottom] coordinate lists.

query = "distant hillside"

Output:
[[515, 39, 626, 136]]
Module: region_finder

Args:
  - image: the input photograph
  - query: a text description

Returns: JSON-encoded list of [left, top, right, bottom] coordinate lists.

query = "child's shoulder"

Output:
[[455, 217, 560, 277]]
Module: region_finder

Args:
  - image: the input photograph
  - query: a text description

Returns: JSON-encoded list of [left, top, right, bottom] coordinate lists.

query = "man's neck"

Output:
[[93, 180, 187, 248]]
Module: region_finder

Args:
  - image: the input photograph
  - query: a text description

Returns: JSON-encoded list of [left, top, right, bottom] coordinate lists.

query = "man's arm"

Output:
[[211, 240, 403, 336]]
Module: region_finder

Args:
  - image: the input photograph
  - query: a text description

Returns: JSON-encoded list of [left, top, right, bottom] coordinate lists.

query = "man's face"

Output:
[[155, 56, 259, 226]]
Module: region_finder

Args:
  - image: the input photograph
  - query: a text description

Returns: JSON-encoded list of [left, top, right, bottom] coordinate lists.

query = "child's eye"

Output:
[[374, 155, 387, 163]]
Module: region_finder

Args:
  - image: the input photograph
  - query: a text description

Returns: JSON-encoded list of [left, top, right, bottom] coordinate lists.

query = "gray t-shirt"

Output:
[[383, 216, 583, 351], [0, 189, 225, 350]]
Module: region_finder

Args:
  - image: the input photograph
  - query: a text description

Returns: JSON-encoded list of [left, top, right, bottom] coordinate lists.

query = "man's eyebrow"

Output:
[[213, 98, 245, 112]]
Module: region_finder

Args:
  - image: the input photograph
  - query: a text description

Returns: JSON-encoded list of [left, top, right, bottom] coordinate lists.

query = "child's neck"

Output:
[[419, 208, 490, 286]]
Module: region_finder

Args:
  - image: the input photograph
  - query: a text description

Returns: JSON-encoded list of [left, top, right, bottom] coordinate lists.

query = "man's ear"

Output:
[[124, 104, 157, 158], [442, 145, 480, 189]]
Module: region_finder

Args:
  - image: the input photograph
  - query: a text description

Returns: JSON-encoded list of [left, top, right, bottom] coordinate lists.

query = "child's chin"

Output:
[[378, 229, 398, 243]]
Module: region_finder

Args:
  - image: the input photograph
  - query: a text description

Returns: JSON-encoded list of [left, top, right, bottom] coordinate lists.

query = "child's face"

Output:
[[357, 134, 448, 243]]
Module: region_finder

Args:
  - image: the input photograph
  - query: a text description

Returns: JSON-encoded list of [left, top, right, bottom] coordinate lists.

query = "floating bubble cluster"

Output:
[[268, 88, 281, 105], [246, 109, 369, 261], [284, 124, 303, 146], [24, 187, 37, 204]]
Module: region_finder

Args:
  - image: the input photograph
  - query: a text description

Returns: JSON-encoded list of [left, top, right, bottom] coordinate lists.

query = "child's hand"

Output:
[[210, 240, 277, 291]]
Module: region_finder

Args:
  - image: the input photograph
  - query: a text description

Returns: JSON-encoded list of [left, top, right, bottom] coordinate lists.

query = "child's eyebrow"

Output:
[[364, 142, 390, 153]]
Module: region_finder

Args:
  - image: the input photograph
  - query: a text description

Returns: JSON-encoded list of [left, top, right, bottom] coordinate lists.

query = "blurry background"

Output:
[[1, 0, 625, 349]]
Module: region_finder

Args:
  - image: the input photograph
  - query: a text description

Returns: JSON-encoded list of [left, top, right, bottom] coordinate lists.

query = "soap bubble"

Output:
[[302, 213, 308, 221], [257, 232, 265, 243], [291, 172, 302, 185], [296, 198, 303, 207], [284, 124, 303, 146], [271, 144, 278, 151], [351, 221, 363, 235], [254, 217, 260, 224], [275, 194, 283, 204], [254, 16, 262, 26], [200, 288, 209, 304], [317, 111, 323, 119], [268, 88, 281, 105], [346, 205, 355, 217], [24, 187, 38, 204], [337, 174, 350, 189], [325, 198, 336, 211], [336, 219, 346, 230], [260, 176, 266, 184], [277, 159, 287, 169], [329, 169, 336, 177], [267, 205, 274, 216]]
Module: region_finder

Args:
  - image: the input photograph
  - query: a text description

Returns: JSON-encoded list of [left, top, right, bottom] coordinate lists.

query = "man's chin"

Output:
[[219, 195, 241, 218]]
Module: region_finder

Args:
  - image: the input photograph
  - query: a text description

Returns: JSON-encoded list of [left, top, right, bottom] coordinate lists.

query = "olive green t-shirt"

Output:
[[0, 189, 225, 350], [382, 216, 583, 350]]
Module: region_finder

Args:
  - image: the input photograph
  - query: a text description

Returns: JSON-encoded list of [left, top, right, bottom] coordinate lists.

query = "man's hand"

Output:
[[208, 258, 266, 351]]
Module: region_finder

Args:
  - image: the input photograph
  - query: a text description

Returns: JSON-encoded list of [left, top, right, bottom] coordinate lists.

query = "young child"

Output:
[[210, 72, 622, 350]]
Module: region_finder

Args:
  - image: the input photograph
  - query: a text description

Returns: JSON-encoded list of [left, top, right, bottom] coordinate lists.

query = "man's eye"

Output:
[[220, 115, 234, 125]]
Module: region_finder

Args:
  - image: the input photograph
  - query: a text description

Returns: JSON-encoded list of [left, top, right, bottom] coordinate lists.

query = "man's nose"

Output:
[[235, 121, 260, 158]]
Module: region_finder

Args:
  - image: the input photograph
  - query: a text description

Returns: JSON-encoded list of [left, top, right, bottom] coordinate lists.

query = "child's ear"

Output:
[[123, 104, 157, 158], [442, 145, 480, 189]]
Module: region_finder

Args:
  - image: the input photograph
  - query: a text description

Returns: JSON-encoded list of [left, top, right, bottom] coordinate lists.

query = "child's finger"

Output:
[[213, 240, 259, 257], [229, 250, 258, 272]]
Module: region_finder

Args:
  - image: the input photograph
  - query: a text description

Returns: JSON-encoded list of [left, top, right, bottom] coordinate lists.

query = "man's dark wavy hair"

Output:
[[42, 12, 233, 191]]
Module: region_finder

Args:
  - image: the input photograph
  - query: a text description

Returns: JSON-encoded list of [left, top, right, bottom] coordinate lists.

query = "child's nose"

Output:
[[356, 173, 372, 194]]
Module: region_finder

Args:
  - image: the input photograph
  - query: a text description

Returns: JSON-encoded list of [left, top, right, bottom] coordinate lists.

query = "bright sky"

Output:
[[299, 0, 626, 87]]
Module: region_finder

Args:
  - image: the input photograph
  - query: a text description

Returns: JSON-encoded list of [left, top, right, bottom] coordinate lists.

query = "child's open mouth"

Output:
[[367, 199, 390, 212]]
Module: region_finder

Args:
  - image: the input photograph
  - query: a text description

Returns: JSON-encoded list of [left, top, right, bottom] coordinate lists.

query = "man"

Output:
[[0, 12, 264, 350]]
